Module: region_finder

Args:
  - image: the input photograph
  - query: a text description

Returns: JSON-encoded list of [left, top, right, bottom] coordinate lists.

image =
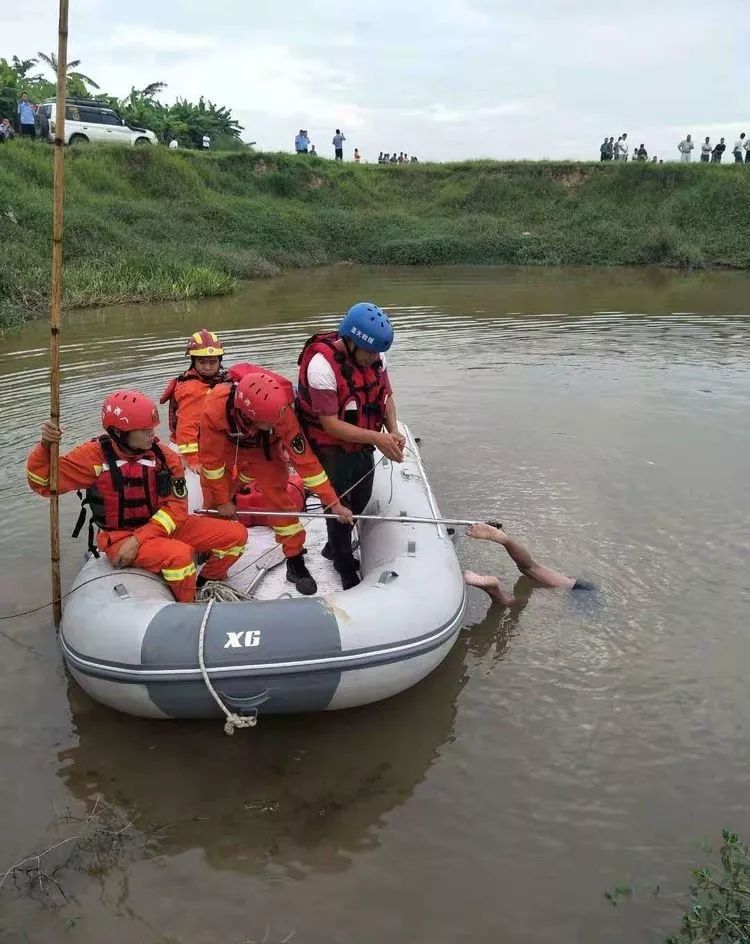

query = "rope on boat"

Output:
[[196, 597, 258, 735], [196, 580, 255, 603]]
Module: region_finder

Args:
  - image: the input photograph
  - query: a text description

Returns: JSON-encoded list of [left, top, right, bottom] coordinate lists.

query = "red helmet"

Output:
[[101, 390, 160, 432], [234, 371, 293, 425], [186, 329, 224, 358]]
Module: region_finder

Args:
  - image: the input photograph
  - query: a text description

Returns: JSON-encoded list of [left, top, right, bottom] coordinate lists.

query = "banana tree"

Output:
[[37, 51, 100, 96]]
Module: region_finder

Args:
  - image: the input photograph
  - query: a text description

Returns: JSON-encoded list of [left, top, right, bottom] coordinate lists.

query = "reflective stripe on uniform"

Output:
[[26, 469, 50, 486], [203, 465, 226, 480], [210, 544, 246, 559], [152, 508, 176, 535], [302, 470, 329, 489], [178, 442, 199, 455], [273, 522, 304, 537], [238, 471, 253, 484], [161, 562, 197, 582], [99, 458, 156, 470]]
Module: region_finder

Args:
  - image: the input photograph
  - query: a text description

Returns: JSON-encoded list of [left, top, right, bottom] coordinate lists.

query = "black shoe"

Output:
[[323, 542, 359, 565], [334, 556, 361, 591], [286, 553, 317, 595]]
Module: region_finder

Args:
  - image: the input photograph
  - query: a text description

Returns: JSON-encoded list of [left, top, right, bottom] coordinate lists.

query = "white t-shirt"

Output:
[[701, 142, 712, 155], [202, 135, 210, 149], [734, 139, 745, 153], [678, 139, 693, 153], [308, 352, 387, 412], [169, 139, 178, 150], [618, 139, 628, 155]]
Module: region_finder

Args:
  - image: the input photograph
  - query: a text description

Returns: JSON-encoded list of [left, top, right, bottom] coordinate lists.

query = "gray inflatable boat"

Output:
[[59, 425, 467, 722]]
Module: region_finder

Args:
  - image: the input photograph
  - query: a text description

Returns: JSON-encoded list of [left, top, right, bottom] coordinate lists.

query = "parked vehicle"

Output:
[[37, 98, 158, 147]]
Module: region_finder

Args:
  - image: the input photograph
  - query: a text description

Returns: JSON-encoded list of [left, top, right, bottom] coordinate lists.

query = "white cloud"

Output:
[[107, 25, 218, 54], [435, 0, 494, 30], [2, 0, 749, 160], [422, 101, 543, 123]]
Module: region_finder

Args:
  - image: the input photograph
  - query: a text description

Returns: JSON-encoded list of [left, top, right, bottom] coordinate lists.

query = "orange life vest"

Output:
[[72, 436, 180, 549], [160, 366, 228, 437]]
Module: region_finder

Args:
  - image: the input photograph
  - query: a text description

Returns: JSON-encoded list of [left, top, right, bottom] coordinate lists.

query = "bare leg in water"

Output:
[[463, 521, 576, 604]]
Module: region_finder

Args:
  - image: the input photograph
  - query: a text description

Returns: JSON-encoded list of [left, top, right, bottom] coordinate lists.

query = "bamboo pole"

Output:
[[49, 0, 69, 626]]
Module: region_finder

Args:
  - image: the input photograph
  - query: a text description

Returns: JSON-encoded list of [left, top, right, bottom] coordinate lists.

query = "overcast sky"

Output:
[[3, 0, 749, 161]]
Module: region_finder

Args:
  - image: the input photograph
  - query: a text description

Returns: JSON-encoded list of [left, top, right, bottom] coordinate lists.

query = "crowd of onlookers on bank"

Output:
[[599, 132, 750, 164], [293, 128, 419, 164], [377, 152, 419, 164], [7, 92, 750, 167]]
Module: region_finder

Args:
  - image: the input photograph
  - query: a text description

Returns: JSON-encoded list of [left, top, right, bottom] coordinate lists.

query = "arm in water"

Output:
[[463, 522, 592, 605]]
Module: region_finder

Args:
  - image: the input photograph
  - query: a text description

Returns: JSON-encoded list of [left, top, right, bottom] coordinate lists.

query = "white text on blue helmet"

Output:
[[350, 326, 375, 345]]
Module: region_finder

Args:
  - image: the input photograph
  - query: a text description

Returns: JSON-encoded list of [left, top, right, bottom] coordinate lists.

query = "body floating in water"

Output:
[[463, 521, 594, 606]]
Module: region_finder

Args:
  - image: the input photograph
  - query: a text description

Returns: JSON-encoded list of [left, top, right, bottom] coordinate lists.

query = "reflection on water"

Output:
[[59, 633, 469, 880], [1, 265, 749, 943]]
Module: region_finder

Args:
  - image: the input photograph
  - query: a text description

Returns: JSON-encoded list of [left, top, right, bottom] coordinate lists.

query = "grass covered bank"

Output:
[[2, 142, 750, 327]]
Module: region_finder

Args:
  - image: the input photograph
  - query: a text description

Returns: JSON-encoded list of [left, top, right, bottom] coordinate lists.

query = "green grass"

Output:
[[3, 142, 750, 328]]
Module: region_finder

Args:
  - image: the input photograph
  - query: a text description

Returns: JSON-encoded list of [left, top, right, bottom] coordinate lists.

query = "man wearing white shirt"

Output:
[[745, 135, 750, 164], [332, 128, 346, 160], [616, 133, 629, 161], [296, 303, 404, 589], [169, 138, 179, 150], [733, 134, 746, 163], [700, 137, 712, 163], [202, 134, 210, 150], [678, 135, 694, 162]]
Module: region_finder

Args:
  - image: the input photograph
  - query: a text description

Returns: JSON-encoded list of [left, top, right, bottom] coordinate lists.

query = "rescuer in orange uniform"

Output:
[[199, 369, 353, 595], [26, 390, 248, 603], [160, 329, 227, 470]]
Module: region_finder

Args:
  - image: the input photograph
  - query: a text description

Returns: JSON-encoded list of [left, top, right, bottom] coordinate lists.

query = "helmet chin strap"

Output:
[[107, 427, 143, 455]]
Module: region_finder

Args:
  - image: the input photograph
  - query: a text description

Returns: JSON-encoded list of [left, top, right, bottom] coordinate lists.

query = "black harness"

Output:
[[71, 436, 175, 554]]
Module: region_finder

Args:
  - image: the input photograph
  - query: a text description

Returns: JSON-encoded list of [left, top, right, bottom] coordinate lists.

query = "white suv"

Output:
[[37, 99, 159, 147]]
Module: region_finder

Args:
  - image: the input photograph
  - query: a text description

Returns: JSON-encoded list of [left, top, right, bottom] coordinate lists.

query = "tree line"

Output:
[[0, 53, 245, 149]]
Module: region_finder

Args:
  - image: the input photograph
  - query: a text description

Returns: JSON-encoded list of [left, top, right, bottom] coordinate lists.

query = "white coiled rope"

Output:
[[196, 588, 257, 735]]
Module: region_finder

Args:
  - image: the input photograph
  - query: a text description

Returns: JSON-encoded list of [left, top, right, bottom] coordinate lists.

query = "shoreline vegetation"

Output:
[[2, 142, 750, 329]]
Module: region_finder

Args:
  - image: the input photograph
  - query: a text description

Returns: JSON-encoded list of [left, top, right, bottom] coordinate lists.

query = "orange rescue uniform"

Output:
[[199, 383, 339, 558], [26, 437, 247, 603], [164, 368, 224, 468]]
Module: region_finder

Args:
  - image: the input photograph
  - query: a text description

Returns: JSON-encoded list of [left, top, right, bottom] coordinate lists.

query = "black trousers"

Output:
[[335, 148, 343, 160], [20, 124, 35, 138], [315, 447, 374, 561]]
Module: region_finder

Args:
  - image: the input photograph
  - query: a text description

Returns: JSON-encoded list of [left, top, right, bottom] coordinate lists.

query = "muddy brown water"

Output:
[[1, 265, 749, 943]]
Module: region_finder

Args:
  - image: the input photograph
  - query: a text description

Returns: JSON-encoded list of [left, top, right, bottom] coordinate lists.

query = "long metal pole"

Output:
[[199, 509, 480, 526], [49, 0, 69, 627]]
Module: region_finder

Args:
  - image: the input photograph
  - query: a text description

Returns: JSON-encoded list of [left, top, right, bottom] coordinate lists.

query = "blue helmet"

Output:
[[338, 302, 394, 353]]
